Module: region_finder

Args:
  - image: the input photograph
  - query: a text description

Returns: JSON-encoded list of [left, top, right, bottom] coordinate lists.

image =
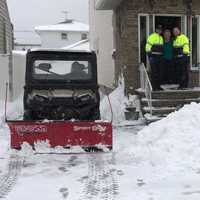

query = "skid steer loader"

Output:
[[7, 49, 112, 150]]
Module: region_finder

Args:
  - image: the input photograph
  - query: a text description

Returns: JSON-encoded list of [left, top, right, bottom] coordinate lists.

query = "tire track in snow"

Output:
[[78, 154, 119, 200], [0, 154, 24, 199]]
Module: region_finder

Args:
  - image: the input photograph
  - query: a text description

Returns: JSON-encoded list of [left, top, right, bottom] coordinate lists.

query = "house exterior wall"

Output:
[[89, 0, 115, 88], [12, 51, 26, 100], [0, 0, 13, 54], [113, 0, 200, 94], [0, 56, 9, 100], [0, 0, 13, 101], [37, 31, 88, 48]]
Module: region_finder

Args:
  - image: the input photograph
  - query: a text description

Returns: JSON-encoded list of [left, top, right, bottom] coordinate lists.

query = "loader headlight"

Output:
[[80, 94, 91, 102]]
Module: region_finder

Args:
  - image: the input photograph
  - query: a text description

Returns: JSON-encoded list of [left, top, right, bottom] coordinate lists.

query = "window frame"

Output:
[[190, 15, 200, 71], [138, 14, 198, 69]]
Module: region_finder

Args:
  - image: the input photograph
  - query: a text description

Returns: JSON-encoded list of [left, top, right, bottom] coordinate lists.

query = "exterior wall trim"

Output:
[[138, 14, 149, 64]]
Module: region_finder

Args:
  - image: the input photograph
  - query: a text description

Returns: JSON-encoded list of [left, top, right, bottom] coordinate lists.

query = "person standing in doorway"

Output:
[[162, 29, 174, 84], [173, 27, 190, 89], [146, 25, 164, 90]]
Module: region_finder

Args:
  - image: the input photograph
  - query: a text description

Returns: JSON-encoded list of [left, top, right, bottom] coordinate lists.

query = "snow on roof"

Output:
[[63, 39, 90, 51], [35, 20, 89, 33]]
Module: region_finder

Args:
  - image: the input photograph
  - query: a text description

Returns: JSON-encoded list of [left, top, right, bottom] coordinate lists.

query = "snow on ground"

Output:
[[1, 88, 200, 199], [136, 102, 200, 172], [100, 80, 128, 124]]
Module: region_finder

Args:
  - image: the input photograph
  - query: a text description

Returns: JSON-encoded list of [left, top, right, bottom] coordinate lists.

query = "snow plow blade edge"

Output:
[[7, 121, 112, 150]]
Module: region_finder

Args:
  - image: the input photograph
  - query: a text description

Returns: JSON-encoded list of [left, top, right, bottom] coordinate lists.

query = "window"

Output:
[[33, 60, 92, 81], [81, 33, 87, 40], [61, 33, 68, 40]]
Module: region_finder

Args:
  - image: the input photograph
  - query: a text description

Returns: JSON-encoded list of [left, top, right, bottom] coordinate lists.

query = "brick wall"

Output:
[[114, 0, 200, 94]]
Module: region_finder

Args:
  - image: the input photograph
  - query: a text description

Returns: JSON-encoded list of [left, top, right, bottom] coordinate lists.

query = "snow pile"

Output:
[[5, 96, 23, 122], [0, 124, 10, 158], [19, 141, 86, 155], [0, 96, 23, 158], [100, 79, 128, 124], [0, 96, 23, 126], [136, 102, 200, 172], [34, 141, 85, 154]]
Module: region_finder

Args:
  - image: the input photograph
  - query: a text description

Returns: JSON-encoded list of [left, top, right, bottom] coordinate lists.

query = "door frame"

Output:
[[190, 15, 200, 70], [138, 13, 189, 65], [152, 14, 187, 34], [138, 14, 150, 64]]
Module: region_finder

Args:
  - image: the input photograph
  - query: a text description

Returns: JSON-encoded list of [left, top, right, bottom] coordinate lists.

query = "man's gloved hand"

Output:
[[148, 54, 154, 63]]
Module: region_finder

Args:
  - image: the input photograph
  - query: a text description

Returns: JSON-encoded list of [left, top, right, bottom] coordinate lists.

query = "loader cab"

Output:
[[24, 49, 100, 121], [26, 49, 98, 88]]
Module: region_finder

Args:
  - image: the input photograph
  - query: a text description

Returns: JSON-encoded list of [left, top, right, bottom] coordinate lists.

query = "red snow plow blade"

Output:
[[7, 121, 112, 150]]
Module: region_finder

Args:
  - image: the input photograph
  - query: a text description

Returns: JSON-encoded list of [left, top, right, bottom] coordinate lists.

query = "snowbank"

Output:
[[0, 96, 23, 158], [4, 96, 23, 122], [100, 81, 127, 124], [136, 102, 200, 172]]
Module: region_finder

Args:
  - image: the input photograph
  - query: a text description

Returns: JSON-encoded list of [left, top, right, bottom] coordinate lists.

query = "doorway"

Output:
[[155, 16, 182, 31], [138, 14, 186, 65]]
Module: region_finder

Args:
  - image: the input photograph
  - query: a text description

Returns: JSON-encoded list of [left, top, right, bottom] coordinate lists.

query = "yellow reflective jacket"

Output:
[[145, 32, 164, 53], [173, 34, 190, 55]]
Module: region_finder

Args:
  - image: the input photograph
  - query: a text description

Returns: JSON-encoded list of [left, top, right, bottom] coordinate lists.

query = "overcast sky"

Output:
[[7, 0, 89, 31]]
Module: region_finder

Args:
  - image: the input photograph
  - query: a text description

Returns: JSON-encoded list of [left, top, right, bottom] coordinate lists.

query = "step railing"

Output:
[[139, 63, 153, 115]]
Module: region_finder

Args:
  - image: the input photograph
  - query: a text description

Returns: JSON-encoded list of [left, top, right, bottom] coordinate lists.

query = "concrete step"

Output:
[[142, 106, 176, 116], [136, 89, 200, 100], [144, 114, 164, 123], [141, 98, 200, 107]]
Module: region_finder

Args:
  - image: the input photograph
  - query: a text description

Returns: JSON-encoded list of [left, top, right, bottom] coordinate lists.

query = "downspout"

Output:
[[184, 0, 193, 86]]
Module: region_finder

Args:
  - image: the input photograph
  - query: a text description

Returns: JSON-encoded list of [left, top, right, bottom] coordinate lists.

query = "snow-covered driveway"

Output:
[[2, 85, 200, 199], [1, 123, 200, 200], [1, 126, 145, 200]]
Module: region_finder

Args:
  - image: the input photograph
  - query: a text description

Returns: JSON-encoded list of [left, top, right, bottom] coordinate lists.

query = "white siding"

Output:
[[12, 51, 26, 100], [38, 31, 88, 48], [0, 55, 9, 100], [89, 0, 115, 88]]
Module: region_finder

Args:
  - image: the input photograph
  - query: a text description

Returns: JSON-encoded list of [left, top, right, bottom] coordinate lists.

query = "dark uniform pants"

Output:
[[174, 56, 189, 88], [149, 55, 163, 90], [162, 59, 175, 84]]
